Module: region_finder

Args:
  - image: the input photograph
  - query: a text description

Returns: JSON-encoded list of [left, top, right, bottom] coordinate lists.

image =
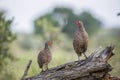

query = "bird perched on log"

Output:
[[73, 20, 89, 62], [37, 41, 52, 71]]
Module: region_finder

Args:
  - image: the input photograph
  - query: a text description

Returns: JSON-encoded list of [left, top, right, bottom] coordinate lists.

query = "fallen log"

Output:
[[23, 45, 119, 80]]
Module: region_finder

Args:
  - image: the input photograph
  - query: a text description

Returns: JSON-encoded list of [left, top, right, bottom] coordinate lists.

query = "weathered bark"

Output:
[[21, 60, 32, 80], [24, 45, 119, 80]]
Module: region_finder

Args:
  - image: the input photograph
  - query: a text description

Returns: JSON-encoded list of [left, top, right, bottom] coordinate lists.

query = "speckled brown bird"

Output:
[[73, 20, 88, 61], [37, 41, 52, 71]]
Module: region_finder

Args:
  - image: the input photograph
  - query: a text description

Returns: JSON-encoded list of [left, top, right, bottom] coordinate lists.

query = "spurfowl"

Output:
[[37, 41, 52, 71], [73, 20, 88, 61]]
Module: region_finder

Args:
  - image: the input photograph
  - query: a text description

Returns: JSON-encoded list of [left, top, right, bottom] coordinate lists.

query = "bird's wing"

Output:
[[37, 50, 46, 68]]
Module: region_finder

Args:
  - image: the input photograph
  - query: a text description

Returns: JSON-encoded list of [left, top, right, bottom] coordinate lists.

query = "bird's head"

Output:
[[76, 20, 83, 28], [47, 41, 52, 47], [45, 41, 52, 49]]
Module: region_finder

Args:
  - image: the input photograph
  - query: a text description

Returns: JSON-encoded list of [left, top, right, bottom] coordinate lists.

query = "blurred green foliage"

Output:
[[0, 11, 16, 79], [34, 7, 102, 38], [18, 35, 33, 50], [35, 18, 62, 40], [0, 11, 16, 68]]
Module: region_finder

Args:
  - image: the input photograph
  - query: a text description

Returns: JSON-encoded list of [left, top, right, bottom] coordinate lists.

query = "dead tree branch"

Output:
[[24, 45, 118, 80], [21, 60, 32, 80]]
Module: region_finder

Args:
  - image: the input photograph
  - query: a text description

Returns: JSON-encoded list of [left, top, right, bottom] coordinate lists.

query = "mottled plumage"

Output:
[[73, 21, 88, 61], [37, 41, 52, 71]]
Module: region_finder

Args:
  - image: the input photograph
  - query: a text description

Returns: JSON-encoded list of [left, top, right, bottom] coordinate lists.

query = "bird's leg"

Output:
[[78, 56, 80, 61], [46, 64, 49, 71], [83, 53, 88, 59], [41, 67, 44, 72], [77, 56, 81, 63]]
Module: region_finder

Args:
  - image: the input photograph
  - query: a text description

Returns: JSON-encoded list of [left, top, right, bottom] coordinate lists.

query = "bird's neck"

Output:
[[78, 26, 85, 32], [44, 43, 49, 49]]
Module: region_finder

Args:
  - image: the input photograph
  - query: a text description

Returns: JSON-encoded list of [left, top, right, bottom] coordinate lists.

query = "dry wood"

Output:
[[24, 45, 119, 80], [21, 60, 32, 80]]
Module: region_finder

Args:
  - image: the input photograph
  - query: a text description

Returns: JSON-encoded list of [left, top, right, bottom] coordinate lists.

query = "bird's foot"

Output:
[[83, 53, 88, 60], [40, 69, 45, 73], [76, 60, 86, 66], [85, 56, 88, 60], [76, 60, 82, 65], [46, 68, 49, 71]]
